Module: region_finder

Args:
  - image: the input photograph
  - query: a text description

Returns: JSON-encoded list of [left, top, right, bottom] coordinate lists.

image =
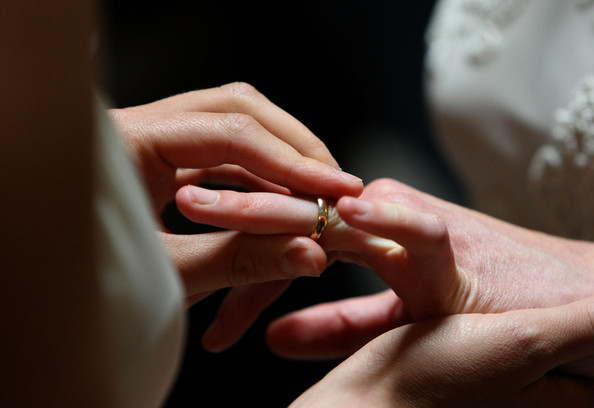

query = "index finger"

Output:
[[122, 110, 363, 199], [141, 82, 340, 168]]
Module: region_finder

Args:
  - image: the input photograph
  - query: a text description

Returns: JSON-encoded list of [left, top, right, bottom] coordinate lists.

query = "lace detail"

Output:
[[528, 75, 594, 240], [426, 0, 532, 70]]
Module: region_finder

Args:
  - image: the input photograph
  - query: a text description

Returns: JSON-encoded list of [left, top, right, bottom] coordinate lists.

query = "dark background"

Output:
[[103, 1, 440, 168], [103, 1, 462, 406]]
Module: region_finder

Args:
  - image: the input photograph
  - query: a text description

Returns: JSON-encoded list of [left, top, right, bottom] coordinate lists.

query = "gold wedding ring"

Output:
[[309, 197, 329, 241]]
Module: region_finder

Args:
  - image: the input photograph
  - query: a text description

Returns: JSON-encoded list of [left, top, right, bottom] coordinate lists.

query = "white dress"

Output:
[[425, 0, 594, 239], [94, 100, 185, 407]]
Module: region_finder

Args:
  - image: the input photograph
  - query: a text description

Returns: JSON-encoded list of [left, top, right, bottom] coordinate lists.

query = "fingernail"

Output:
[[348, 198, 374, 217], [189, 187, 219, 205], [282, 247, 321, 278], [335, 168, 363, 184]]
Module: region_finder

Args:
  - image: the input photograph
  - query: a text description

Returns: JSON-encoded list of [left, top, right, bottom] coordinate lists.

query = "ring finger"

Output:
[[175, 186, 321, 235]]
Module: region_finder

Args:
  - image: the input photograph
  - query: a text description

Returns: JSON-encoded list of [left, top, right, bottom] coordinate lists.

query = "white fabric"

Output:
[[425, 0, 594, 239], [94, 100, 185, 407]]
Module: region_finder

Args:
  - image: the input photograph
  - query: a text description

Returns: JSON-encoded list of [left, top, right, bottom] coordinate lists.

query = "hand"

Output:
[[267, 179, 594, 362], [289, 297, 594, 408], [182, 178, 594, 361], [110, 82, 362, 214], [108, 82, 363, 305]]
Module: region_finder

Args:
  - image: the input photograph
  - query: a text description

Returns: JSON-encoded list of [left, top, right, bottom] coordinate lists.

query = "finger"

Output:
[[145, 82, 340, 168], [202, 280, 291, 352], [175, 188, 466, 320], [342, 310, 594, 406], [161, 231, 327, 294], [519, 375, 594, 407], [176, 187, 319, 235], [336, 197, 467, 318], [174, 165, 291, 195], [133, 111, 362, 198], [337, 196, 451, 256], [266, 290, 411, 360], [519, 297, 594, 377]]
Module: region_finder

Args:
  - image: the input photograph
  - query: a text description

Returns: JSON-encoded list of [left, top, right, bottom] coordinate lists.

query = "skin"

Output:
[[108, 83, 364, 305], [269, 180, 594, 367], [289, 297, 594, 407], [176, 178, 594, 403], [3, 1, 364, 405], [109, 83, 363, 214], [9, 0, 590, 404], [175, 179, 594, 373]]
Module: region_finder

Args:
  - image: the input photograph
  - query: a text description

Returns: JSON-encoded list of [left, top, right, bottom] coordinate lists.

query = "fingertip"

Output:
[[174, 185, 192, 206], [334, 168, 363, 186], [177, 185, 220, 205], [266, 315, 333, 360], [336, 195, 355, 209], [255, 235, 327, 281], [201, 319, 231, 353], [265, 318, 293, 356], [546, 297, 594, 374], [175, 185, 210, 218], [201, 322, 220, 352], [323, 154, 341, 171], [298, 236, 328, 267], [281, 245, 324, 278], [173, 186, 194, 220], [337, 198, 450, 249], [312, 167, 362, 199], [337, 196, 374, 219], [345, 180, 365, 199]]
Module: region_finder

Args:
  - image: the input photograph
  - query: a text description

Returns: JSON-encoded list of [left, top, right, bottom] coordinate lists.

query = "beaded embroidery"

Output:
[[528, 75, 594, 239], [426, 0, 532, 69]]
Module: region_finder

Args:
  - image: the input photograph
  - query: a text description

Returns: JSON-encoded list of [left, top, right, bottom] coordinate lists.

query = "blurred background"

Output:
[[102, 1, 463, 406]]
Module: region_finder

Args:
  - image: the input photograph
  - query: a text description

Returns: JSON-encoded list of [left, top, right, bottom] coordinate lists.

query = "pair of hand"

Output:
[[178, 177, 594, 358], [108, 82, 363, 307], [112, 84, 594, 405], [178, 176, 594, 405]]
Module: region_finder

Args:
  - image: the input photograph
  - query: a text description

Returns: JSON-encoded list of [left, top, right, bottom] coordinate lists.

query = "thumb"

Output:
[[529, 296, 594, 377], [519, 375, 594, 407]]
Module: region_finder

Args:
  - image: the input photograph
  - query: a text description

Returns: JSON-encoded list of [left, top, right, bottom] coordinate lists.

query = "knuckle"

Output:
[[237, 195, 266, 218], [373, 177, 395, 186], [430, 215, 451, 245], [305, 136, 332, 158], [219, 81, 261, 104], [367, 178, 407, 200], [221, 112, 259, 137], [229, 245, 261, 286], [367, 178, 393, 192], [504, 319, 553, 363]]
